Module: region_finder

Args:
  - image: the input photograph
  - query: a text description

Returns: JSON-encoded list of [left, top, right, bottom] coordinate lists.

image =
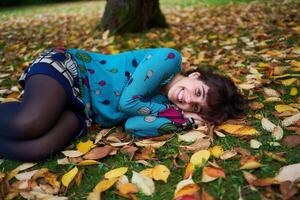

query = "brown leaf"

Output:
[[83, 146, 114, 160], [249, 102, 264, 110], [179, 138, 211, 152], [233, 147, 251, 156], [120, 145, 138, 159], [134, 146, 155, 160], [279, 181, 298, 200], [282, 135, 300, 147]]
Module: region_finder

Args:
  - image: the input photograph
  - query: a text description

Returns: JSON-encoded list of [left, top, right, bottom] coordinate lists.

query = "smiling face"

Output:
[[166, 72, 209, 113]]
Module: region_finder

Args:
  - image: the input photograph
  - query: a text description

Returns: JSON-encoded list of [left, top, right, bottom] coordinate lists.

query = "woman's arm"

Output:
[[119, 48, 182, 116]]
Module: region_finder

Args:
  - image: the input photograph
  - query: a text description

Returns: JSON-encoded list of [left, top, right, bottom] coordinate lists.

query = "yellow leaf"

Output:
[[190, 150, 210, 167], [290, 87, 298, 96], [77, 160, 100, 166], [281, 78, 297, 86], [264, 151, 287, 163], [240, 161, 263, 170], [257, 63, 271, 68], [174, 183, 200, 199], [218, 124, 259, 136], [139, 168, 153, 178], [76, 140, 96, 154], [209, 145, 224, 158], [275, 105, 298, 113], [61, 167, 78, 187], [87, 192, 101, 200], [183, 162, 195, 179], [118, 183, 138, 195], [164, 41, 176, 48], [104, 167, 128, 179], [291, 60, 300, 68], [152, 165, 170, 183], [93, 177, 118, 193]]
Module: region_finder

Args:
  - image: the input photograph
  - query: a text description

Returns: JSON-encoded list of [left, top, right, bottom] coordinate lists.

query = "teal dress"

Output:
[[67, 48, 194, 137]]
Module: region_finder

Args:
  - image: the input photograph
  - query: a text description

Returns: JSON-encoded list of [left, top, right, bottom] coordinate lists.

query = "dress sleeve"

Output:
[[119, 48, 182, 116], [124, 105, 195, 137]]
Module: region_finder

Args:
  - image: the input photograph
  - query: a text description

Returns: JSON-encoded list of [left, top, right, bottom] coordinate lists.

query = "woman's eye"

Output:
[[193, 104, 200, 112], [196, 89, 201, 97]]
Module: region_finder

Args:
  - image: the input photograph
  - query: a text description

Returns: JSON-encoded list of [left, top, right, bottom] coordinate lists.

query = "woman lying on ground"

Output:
[[0, 47, 247, 161]]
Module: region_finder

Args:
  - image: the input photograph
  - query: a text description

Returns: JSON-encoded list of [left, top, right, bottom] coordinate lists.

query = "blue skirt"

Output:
[[18, 47, 87, 137]]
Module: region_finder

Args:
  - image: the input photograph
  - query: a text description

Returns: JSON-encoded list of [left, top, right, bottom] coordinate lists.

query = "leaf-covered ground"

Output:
[[0, 0, 300, 200]]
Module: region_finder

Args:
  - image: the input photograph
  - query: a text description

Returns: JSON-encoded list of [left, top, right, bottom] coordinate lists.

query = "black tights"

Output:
[[0, 75, 83, 162]]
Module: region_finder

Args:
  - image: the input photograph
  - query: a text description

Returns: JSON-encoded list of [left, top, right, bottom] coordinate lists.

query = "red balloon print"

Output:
[[165, 52, 175, 60], [98, 80, 106, 86], [88, 69, 95, 74]]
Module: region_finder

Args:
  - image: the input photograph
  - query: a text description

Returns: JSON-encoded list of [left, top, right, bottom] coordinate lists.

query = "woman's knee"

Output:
[[11, 111, 49, 139]]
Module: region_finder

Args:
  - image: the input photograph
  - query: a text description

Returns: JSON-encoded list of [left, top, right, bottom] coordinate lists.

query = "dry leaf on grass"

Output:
[[83, 146, 114, 160]]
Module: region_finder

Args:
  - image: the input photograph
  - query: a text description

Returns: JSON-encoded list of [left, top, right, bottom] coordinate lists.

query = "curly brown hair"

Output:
[[181, 68, 248, 124]]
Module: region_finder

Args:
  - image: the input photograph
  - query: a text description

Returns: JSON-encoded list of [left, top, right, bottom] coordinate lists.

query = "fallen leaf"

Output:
[[282, 135, 300, 147], [282, 112, 300, 127], [272, 126, 283, 140], [135, 139, 166, 149], [263, 87, 280, 97], [77, 140, 96, 154], [261, 118, 276, 132], [118, 183, 138, 195], [275, 104, 298, 113], [264, 151, 287, 163], [93, 177, 118, 192], [152, 164, 170, 183], [275, 163, 300, 182], [131, 171, 155, 196], [209, 146, 224, 158], [240, 156, 263, 170], [15, 170, 39, 181], [62, 150, 84, 158], [190, 150, 210, 167], [290, 87, 298, 96], [179, 138, 211, 152], [250, 139, 262, 149], [174, 180, 200, 199], [201, 167, 226, 182], [83, 146, 113, 160], [178, 130, 207, 142], [183, 163, 195, 179], [77, 160, 100, 166], [279, 181, 298, 200], [218, 124, 259, 136], [249, 102, 264, 110], [61, 167, 78, 187], [6, 163, 37, 181], [104, 167, 128, 179], [220, 149, 237, 160]]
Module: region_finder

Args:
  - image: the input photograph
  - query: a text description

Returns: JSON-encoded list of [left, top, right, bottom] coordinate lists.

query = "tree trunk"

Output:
[[100, 0, 168, 34]]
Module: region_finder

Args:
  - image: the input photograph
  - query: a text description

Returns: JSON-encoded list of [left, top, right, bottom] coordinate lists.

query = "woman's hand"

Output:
[[182, 111, 205, 125]]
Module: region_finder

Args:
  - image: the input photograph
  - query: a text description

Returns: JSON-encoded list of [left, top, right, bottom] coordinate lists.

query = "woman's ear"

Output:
[[188, 72, 201, 79]]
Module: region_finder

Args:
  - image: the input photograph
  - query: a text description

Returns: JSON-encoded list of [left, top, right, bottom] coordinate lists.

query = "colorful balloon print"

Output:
[[165, 52, 175, 61], [101, 100, 110, 105], [75, 51, 92, 63], [132, 58, 138, 67], [144, 116, 157, 123], [87, 69, 95, 74], [83, 77, 90, 88], [144, 70, 153, 81], [99, 60, 106, 64], [137, 107, 151, 115], [98, 80, 106, 86], [107, 68, 118, 73]]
